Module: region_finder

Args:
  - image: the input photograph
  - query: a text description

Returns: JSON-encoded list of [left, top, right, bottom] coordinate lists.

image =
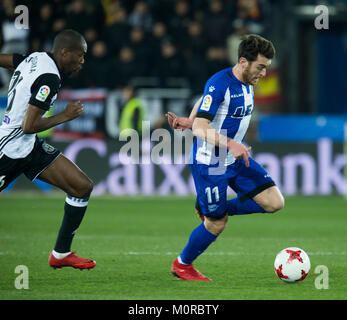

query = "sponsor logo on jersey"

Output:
[[42, 142, 56, 154], [3, 116, 10, 124], [208, 204, 219, 212], [208, 85, 215, 92], [36, 85, 50, 102], [201, 94, 212, 111], [230, 93, 244, 98]]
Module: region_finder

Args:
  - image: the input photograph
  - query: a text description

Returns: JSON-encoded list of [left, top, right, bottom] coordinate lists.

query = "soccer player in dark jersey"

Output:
[[167, 34, 285, 281], [0, 30, 96, 269]]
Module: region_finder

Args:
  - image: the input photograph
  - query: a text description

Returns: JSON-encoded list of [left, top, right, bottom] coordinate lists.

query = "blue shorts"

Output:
[[190, 158, 275, 218]]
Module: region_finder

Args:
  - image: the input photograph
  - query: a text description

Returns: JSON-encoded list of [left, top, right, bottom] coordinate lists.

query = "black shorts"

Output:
[[0, 137, 60, 191]]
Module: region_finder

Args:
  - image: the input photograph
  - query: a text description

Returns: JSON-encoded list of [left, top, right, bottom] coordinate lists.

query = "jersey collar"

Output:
[[227, 67, 248, 86], [46, 52, 62, 77]]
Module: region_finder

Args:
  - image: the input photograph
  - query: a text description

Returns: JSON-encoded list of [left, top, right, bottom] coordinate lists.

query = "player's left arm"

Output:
[[21, 72, 83, 134], [193, 80, 251, 166], [192, 85, 232, 148], [22, 101, 83, 134], [192, 117, 251, 167], [0, 53, 27, 71]]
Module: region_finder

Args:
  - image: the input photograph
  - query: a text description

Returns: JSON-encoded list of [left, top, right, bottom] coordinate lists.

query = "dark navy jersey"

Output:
[[192, 67, 254, 166]]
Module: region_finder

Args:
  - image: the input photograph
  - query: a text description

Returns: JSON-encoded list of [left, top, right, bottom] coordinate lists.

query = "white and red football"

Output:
[[274, 247, 311, 282]]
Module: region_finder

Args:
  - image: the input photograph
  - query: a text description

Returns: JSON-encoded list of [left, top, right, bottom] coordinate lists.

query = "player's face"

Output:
[[61, 42, 87, 76], [242, 54, 271, 85]]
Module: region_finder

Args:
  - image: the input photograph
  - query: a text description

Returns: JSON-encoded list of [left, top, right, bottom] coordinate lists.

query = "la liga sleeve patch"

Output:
[[35, 85, 51, 102], [200, 94, 213, 111]]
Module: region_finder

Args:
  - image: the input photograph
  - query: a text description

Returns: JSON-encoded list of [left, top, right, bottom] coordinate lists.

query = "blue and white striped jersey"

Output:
[[191, 67, 254, 167]]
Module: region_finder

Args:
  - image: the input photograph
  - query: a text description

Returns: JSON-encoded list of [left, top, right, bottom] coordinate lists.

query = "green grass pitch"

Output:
[[0, 194, 346, 300]]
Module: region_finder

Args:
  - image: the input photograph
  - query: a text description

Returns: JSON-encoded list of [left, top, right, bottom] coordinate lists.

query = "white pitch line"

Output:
[[105, 251, 347, 256]]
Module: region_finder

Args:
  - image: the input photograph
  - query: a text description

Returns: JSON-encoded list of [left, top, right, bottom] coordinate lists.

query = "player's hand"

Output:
[[165, 112, 193, 130], [64, 100, 84, 120], [227, 139, 251, 167]]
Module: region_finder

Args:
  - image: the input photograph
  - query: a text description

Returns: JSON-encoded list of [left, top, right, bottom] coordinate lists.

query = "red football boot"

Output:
[[48, 251, 96, 270], [171, 258, 211, 281]]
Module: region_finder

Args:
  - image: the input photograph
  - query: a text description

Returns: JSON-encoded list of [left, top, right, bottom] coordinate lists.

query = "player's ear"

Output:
[[239, 57, 248, 69], [60, 48, 69, 58]]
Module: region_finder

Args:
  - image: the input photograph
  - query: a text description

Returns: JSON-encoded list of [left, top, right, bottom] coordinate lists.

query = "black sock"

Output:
[[53, 195, 89, 253]]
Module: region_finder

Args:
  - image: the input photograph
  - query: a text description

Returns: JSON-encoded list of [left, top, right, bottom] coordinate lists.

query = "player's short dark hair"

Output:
[[238, 34, 275, 62], [52, 29, 86, 52]]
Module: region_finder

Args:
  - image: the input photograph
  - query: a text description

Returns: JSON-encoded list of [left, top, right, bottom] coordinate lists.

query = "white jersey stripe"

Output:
[[0, 128, 22, 151], [0, 127, 21, 144], [0, 128, 18, 145], [196, 88, 231, 165], [232, 85, 253, 144], [191, 67, 255, 168]]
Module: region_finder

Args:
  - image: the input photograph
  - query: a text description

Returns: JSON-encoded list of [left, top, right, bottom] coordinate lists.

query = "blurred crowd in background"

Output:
[[0, 0, 272, 94], [1, 0, 346, 117], [0, 0, 346, 193]]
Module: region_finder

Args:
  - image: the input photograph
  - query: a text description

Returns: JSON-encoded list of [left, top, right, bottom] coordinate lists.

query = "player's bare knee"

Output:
[[81, 178, 93, 197], [266, 196, 285, 213], [69, 177, 93, 198], [204, 214, 228, 235]]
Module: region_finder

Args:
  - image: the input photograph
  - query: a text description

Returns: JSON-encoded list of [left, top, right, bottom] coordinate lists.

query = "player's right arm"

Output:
[[0, 53, 27, 70], [188, 96, 202, 121], [165, 96, 202, 130], [0, 54, 15, 70]]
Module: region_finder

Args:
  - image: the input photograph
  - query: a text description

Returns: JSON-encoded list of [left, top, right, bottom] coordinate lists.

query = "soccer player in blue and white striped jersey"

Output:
[[169, 34, 285, 281]]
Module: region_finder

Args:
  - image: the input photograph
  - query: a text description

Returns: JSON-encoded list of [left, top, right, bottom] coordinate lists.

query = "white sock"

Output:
[[52, 250, 71, 259], [177, 255, 189, 265]]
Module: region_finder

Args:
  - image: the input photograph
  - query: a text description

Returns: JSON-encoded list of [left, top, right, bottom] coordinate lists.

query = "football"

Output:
[[274, 247, 311, 282]]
